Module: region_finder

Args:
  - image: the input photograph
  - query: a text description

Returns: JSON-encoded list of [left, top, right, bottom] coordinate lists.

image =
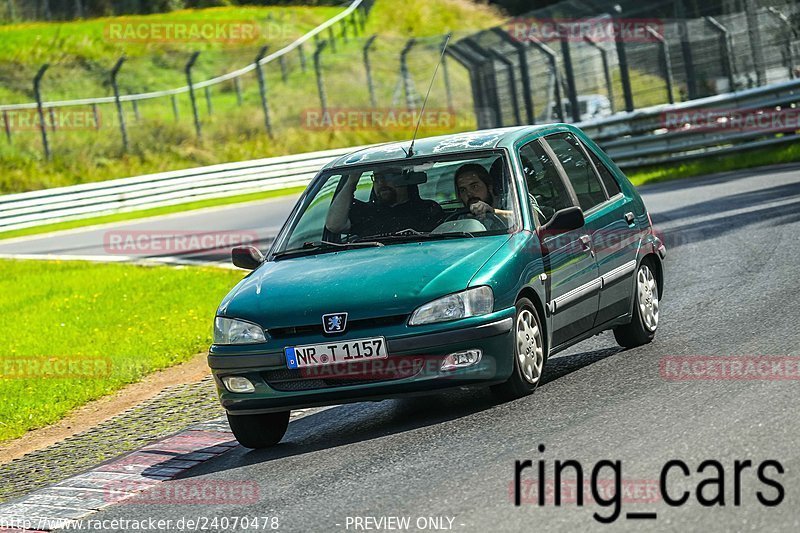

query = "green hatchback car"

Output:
[[209, 124, 666, 448]]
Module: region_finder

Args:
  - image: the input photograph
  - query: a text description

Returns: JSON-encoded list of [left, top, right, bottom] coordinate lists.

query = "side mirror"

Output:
[[231, 246, 265, 270], [539, 206, 585, 235]]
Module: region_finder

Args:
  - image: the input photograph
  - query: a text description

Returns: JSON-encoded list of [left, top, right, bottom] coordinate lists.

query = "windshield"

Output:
[[272, 151, 519, 257]]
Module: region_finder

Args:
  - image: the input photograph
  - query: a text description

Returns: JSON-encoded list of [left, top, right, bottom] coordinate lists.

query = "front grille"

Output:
[[262, 357, 425, 392], [268, 314, 408, 338]]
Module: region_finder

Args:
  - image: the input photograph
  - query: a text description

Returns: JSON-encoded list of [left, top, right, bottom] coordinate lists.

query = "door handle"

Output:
[[624, 212, 635, 225], [579, 234, 595, 257]]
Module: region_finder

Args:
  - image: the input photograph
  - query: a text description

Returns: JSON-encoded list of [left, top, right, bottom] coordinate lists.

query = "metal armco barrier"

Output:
[[0, 146, 358, 232], [0, 78, 798, 234]]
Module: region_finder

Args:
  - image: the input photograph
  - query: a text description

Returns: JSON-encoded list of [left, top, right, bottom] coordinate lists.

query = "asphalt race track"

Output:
[[5, 163, 800, 531]]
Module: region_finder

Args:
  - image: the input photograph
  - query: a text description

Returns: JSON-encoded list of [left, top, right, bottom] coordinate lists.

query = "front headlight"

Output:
[[409, 286, 494, 326], [213, 316, 267, 344]]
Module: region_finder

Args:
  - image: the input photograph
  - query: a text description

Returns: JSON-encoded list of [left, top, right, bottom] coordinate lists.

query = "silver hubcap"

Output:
[[637, 265, 659, 332], [516, 309, 544, 384]]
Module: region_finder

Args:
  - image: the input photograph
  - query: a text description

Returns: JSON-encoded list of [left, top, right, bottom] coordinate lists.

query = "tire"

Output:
[[613, 258, 660, 348], [491, 298, 547, 401], [227, 411, 290, 449]]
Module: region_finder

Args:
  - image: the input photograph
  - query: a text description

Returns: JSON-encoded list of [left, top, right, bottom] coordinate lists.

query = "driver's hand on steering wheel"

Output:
[[469, 200, 495, 218]]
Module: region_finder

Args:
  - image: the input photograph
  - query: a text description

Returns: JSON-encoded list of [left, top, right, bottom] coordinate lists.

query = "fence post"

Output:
[[558, 28, 581, 122], [171, 95, 179, 121], [744, 0, 766, 86], [363, 34, 378, 108], [704, 17, 736, 93], [255, 45, 273, 138], [341, 17, 348, 43], [313, 41, 329, 115], [463, 39, 503, 128], [91, 103, 100, 130], [440, 34, 453, 110], [328, 27, 336, 52], [644, 27, 673, 105], [277, 54, 287, 82], [528, 37, 564, 122], [204, 86, 213, 115], [233, 77, 243, 106], [611, 9, 634, 112], [766, 7, 795, 80], [400, 38, 417, 110], [582, 37, 614, 112], [298, 43, 307, 72], [3, 111, 11, 143], [48, 108, 57, 132], [490, 50, 522, 125], [185, 51, 202, 141], [448, 44, 487, 127], [131, 100, 140, 121], [33, 64, 50, 160], [493, 28, 534, 124], [110, 57, 127, 152]]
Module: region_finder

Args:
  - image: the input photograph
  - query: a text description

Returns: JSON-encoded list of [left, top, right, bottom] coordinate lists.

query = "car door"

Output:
[[518, 138, 599, 349], [580, 140, 640, 326], [543, 132, 636, 328]]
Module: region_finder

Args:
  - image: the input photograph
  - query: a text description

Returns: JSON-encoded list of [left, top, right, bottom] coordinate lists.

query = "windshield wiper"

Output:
[[273, 240, 383, 259], [354, 229, 475, 243]]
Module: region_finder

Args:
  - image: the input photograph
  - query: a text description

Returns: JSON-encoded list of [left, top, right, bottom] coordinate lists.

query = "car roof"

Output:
[[323, 124, 572, 170]]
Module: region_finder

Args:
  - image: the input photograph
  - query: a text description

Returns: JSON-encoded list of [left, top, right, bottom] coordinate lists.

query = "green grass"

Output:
[[0, 185, 306, 241], [626, 140, 800, 187], [0, 0, 502, 194], [0, 259, 245, 443]]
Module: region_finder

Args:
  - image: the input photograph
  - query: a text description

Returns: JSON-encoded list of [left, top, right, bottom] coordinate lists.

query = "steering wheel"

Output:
[[444, 207, 506, 229]]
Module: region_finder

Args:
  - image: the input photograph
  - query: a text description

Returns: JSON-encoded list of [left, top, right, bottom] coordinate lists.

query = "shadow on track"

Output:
[[169, 346, 622, 478]]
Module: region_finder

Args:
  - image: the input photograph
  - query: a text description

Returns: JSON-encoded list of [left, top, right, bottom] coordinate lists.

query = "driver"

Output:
[[325, 167, 444, 236], [453, 163, 512, 229]]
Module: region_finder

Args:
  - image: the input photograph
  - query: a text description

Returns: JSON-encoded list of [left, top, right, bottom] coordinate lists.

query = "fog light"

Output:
[[441, 349, 482, 371], [222, 376, 255, 393]]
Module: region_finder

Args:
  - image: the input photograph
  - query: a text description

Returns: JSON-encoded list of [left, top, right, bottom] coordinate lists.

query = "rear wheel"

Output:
[[227, 411, 290, 449], [491, 298, 546, 401], [613, 259, 659, 348]]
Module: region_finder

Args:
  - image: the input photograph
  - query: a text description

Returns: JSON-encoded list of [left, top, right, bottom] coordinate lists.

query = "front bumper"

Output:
[[208, 309, 515, 415]]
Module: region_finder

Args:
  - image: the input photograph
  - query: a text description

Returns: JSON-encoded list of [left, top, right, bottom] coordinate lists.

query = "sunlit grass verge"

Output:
[[0, 259, 245, 443], [0, 185, 306, 241], [626, 140, 800, 187]]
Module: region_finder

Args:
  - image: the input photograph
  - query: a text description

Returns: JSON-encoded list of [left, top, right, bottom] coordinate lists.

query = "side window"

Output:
[[518, 140, 574, 223], [586, 146, 622, 197], [546, 133, 607, 211]]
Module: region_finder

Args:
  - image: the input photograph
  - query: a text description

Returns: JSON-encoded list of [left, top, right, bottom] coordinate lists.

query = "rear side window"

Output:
[[546, 133, 607, 212], [586, 147, 622, 197], [518, 140, 574, 223]]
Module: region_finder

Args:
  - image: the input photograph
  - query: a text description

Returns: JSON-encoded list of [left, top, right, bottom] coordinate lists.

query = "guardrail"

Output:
[[0, 146, 358, 231], [0, 78, 798, 234]]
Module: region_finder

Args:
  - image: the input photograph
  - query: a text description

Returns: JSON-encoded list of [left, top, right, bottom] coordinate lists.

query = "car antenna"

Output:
[[406, 33, 451, 158]]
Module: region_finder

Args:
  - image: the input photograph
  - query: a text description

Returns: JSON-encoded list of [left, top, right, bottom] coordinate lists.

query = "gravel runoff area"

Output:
[[0, 378, 226, 504]]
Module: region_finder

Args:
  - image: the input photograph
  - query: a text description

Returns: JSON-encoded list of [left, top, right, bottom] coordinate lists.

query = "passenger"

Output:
[[325, 167, 444, 236]]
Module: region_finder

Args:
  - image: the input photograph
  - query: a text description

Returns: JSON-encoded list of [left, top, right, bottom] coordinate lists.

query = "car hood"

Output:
[[218, 235, 511, 328]]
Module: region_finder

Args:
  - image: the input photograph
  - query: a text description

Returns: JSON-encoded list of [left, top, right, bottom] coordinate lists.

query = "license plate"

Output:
[[285, 337, 387, 369]]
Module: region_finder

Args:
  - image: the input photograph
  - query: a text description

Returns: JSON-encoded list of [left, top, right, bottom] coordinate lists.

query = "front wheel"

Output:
[[613, 259, 659, 348], [491, 298, 547, 401], [227, 411, 290, 449]]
